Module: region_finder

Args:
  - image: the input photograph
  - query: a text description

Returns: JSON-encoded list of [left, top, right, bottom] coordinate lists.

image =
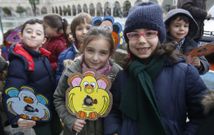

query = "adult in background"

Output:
[[177, 0, 211, 42]]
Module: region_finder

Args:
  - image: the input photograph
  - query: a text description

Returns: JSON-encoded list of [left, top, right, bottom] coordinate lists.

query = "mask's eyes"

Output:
[[83, 81, 89, 87], [90, 82, 96, 88], [102, 26, 113, 31]]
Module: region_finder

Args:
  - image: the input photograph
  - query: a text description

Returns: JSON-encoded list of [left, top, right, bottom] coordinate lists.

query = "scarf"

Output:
[[120, 56, 166, 135], [80, 55, 112, 75]]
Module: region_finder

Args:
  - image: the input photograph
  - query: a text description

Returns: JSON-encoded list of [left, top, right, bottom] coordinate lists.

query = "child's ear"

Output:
[[18, 32, 23, 40], [42, 37, 47, 44]]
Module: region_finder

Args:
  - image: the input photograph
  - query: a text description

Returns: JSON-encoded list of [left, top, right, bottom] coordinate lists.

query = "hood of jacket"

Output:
[[164, 8, 198, 39]]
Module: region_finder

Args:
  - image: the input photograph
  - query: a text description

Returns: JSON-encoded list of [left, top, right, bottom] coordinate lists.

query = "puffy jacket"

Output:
[[43, 35, 67, 72], [166, 37, 209, 75], [56, 45, 77, 83], [3, 44, 55, 126], [104, 59, 207, 135]]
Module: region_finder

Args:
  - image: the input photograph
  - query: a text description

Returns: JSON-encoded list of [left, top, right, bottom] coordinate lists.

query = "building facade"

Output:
[[0, 0, 176, 17], [0, 0, 213, 17]]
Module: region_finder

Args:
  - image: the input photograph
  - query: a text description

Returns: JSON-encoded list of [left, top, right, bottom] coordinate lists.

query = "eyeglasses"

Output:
[[126, 30, 158, 40]]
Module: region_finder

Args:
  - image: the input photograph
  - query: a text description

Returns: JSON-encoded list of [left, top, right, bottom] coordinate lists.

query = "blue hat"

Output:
[[113, 22, 122, 33], [92, 16, 102, 26], [103, 16, 114, 23], [124, 2, 166, 43]]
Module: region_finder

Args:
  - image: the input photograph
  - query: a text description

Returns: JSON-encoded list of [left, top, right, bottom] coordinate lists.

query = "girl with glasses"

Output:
[[104, 2, 208, 135]]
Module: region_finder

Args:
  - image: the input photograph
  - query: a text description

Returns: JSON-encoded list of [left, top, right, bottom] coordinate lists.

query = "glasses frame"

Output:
[[126, 31, 158, 40]]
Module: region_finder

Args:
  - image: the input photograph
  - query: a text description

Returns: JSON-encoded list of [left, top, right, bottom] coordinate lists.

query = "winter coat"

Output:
[[56, 44, 77, 83], [43, 35, 67, 72], [164, 8, 209, 74], [2, 44, 61, 135], [178, 38, 209, 74], [196, 91, 214, 135], [104, 59, 207, 135], [54, 58, 122, 135], [177, 0, 208, 40]]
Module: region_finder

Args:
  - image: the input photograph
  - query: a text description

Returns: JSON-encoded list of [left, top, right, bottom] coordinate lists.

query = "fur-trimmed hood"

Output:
[[202, 91, 214, 114]]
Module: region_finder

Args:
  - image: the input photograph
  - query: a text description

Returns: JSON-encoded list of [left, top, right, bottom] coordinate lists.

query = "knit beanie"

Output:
[[124, 2, 166, 43]]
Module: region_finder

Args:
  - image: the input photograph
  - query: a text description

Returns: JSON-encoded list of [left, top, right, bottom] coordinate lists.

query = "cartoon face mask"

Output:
[[5, 86, 50, 121], [66, 70, 112, 120]]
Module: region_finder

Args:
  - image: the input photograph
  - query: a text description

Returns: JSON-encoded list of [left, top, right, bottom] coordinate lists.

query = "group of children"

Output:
[[0, 1, 213, 135]]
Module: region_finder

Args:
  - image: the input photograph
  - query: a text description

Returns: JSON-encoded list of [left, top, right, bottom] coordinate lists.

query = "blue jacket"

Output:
[[179, 38, 209, 74], [55, 45, 77, 83], [104, 59, 207, 135], [167, 37, 209, 75], [3, 44, 56, 125]]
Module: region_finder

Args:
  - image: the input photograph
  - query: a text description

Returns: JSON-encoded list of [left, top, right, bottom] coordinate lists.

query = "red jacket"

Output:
[[43, 35, 67, 72]]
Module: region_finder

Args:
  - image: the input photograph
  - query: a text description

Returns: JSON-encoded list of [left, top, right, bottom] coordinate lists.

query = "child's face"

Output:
[[20, 23, 46, 51], [83, 38, 111, 70], [168, 18, 189, 42], [43, 23, 58, 37], [127, 28, 159, 59], [75, 23, 91, 44]]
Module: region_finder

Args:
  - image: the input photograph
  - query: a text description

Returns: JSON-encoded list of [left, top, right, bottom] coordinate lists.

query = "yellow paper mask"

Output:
[[66, 70, 112, 120]]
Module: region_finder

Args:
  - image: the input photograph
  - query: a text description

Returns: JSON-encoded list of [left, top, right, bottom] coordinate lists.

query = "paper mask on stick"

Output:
[[5, 86, 50, 121], [66, 70, 112, 120], [187, 43, 214, 57]]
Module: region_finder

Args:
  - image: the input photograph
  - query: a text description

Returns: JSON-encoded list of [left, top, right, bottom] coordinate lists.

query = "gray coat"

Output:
[[53, 58, 122, 135]]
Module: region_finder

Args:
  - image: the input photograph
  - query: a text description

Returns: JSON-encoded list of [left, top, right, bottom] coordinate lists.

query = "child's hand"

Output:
[[72, 119, 86, 133], [191, 57, 201, 68], [17, 118, 36, 128], [186, 56, 201, 68]]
